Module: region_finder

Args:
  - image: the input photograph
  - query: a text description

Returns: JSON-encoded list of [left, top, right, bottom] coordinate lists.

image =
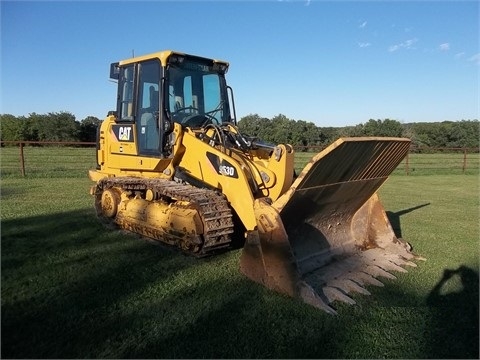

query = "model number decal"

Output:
[[206, 152, 238, 178], [219, 165, 235, 177]]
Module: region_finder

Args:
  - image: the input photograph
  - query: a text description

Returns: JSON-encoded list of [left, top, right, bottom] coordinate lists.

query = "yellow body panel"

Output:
[[92, 115, 171, 179], [178, 130, 258, 230]]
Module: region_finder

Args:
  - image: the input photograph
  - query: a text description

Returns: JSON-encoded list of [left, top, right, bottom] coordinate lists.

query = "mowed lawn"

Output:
[[1, 170, 479, 357]]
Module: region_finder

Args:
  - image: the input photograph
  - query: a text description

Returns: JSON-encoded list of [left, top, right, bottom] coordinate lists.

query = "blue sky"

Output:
[[1, 0, 478, 127]]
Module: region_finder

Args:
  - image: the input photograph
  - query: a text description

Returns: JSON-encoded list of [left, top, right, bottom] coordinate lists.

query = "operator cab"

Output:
[[110, 51, 234, 157]]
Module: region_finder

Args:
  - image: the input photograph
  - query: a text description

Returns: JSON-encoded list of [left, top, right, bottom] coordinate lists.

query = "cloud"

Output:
[[389, 45, 400, 52], [358, 42, 371, 48], [359, 21, 367, 29], [439, 43, 450, 51], [454, 52, 465, 59], [467, 53, 480, 65], [388, 38, 418, 52]]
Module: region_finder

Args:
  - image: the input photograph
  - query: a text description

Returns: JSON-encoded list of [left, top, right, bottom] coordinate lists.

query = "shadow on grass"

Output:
[[82, 276, 349, 359], [426, 265, 479, 359], [0, 185, 29, 199], [386, 202, 430, 239], [2, 206, 478, 359], [1, 209, 199, 358], [0, 208, 377, 358]]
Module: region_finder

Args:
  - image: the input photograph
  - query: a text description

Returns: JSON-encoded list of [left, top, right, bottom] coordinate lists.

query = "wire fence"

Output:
[[1, 141, 479, 178], [1, 141, 97, 178]]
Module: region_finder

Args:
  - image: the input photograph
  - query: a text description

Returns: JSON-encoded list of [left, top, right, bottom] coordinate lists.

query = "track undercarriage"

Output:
[[94, 177, 235, 256]]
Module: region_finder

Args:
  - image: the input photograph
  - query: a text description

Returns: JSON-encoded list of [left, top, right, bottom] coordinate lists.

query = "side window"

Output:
[[203, 74, 222, 122], [137, 62, 159, 113], [119, 65, 134, 121], [169, 74, 193, 112], [183, 76, 194, 110], [137, 60, 160, 154]]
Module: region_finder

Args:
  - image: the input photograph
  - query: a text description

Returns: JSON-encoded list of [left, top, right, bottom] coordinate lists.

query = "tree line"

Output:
[[238, 114, 479, 150], [0, 112, 101, 143], [0, 111, 478, 149]]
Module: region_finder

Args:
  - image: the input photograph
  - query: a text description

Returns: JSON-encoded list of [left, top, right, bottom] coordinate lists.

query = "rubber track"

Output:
[[95, 177, 235, 255]]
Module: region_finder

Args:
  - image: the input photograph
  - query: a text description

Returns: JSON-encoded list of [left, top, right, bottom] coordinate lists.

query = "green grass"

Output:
[[0, 146, 97, 178], [1, 173, 478, 358]]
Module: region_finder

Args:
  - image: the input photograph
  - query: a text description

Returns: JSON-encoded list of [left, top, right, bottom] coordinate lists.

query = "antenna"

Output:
[[132, 49, 135, 57]]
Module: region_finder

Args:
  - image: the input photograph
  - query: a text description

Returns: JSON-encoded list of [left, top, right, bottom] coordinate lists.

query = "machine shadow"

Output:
[[386, 203, 430, 239], [426, 265, 479, 358], [1, 208, 199, 359]]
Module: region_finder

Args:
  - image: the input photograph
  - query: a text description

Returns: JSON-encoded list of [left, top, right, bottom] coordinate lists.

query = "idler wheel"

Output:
[[100, 189, 120, 218]]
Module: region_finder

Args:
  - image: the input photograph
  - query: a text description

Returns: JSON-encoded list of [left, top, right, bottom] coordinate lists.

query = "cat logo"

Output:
[[112, 125, 134, 143], [118, 126, 132, 141]]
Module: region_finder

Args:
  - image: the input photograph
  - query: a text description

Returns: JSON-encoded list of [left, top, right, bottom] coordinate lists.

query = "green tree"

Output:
[[271, 114, 293, 144], [362, 118, 404, 137], [29, 112, 80, 142], [238, 114, 266, 137], [337, 124, 364, 137], [79, 116, 102, 142], [238, 113, 328, 149], [0, 114, 34, 142], [238, 114, 274, 143], [1, 114, 19, 141], [448, 120, 479, 148]]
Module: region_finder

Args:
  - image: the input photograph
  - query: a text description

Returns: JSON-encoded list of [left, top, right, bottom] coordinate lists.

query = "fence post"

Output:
[[19, 142, 25, 177], [462, 148, 467, 174]]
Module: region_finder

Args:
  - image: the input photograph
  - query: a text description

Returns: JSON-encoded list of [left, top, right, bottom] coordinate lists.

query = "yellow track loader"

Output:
[[89, 50, 423, 314]]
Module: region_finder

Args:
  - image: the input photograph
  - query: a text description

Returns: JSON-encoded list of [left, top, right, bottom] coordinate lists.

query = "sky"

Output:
[[1, 0, 479, 127]]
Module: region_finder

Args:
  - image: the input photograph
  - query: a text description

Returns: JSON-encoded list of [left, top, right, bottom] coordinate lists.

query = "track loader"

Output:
[[89, 50, 423, 314]]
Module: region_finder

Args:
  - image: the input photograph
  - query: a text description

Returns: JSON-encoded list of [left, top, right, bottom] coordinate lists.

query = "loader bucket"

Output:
[[241, 137, 424, 314]]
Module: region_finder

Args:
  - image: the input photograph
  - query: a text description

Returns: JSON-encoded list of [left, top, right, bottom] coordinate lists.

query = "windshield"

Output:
[[166, 61, 229, 127]]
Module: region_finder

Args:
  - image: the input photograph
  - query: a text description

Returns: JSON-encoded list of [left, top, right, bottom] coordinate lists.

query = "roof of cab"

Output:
[[118, 50, 229, 67]]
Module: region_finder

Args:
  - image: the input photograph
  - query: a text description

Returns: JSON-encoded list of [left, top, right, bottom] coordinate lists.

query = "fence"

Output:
[[1, 141, 479, 178], [293, 145, 479, 175], [1, 141, 97, 178]]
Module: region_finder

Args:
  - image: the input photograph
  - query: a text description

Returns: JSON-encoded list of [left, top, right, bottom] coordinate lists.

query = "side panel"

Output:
[[95, 116, 171, 177], [109, 124, 137, 155], [178, 131, 258, 231], [257, 144, 295, 201]]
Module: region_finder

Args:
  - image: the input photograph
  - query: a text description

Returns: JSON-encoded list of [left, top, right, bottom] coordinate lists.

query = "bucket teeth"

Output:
[[323, 286, 356, 305], [349, 271, 385, 287], [298, 282, 338, 315], [381, 261, 409, 273], [300, 248, 417, 312], [329, 279, 371, 296], [364, 265, 397, 279]]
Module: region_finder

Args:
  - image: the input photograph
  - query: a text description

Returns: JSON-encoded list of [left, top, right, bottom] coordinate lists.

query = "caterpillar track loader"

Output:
[[89, 50, 423, 314]]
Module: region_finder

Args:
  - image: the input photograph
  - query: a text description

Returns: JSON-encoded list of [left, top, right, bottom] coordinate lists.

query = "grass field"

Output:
[[0, 146, 96, 178], [1, 149, 479, 358]]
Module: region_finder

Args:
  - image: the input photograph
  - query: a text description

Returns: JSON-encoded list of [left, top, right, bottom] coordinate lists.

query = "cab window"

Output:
[[136, 60, 160, 154], [118, 65, 134, 122]]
